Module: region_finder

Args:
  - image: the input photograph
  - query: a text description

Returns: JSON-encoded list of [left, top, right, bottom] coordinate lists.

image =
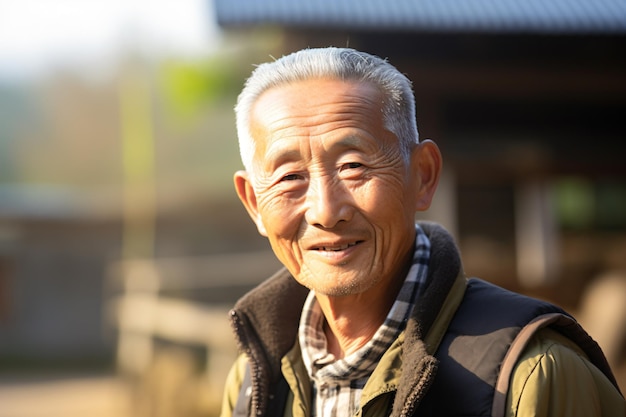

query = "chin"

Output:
[[313, 275, 378, 298]]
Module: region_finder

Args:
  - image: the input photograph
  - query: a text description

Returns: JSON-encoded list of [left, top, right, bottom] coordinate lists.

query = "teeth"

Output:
[[319, 243, 355, 251]]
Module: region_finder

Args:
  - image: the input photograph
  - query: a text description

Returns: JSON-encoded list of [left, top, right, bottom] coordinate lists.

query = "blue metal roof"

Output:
[[214, 0, 626, 34]]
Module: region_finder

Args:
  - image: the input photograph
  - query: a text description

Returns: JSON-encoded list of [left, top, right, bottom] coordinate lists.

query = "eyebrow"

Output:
[[262, 135, 377, 171], [326, 134, 380, 156], [332, 135, 372, 150], [262, 144, 301, 172]]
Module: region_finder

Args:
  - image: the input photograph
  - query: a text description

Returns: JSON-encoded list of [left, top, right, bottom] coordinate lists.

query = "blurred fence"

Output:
[[106, 251, 281, 417]]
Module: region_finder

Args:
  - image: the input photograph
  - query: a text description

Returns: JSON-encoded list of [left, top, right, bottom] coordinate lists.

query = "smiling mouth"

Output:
[[315, 241, 363, 251]]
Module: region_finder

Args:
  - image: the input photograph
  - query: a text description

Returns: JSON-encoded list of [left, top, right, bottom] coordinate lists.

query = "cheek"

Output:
[[363, 153, 414, 206], [257, 192, 303, 236], [360, 174, 410, 214]]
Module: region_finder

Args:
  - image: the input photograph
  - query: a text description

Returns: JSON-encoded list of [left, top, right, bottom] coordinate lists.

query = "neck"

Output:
[[316, 267, 408, 359]]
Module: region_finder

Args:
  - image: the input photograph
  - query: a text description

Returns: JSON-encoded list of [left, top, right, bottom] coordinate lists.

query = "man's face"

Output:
[[238, 78, 424, 297]]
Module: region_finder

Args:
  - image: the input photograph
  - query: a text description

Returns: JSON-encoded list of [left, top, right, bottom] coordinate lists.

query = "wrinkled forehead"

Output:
[[250, 79, 386, 142], [251, 78, 383, 129], [247, 79, 404, 178]]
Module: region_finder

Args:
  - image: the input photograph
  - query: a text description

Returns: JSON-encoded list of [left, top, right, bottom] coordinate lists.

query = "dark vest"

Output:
[[235, 278, 619, 417], [418, 278, 619, 416]]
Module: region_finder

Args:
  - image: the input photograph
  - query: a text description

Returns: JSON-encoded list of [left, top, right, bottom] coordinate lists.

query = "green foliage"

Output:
[[554, 177, 626, 231], [158, 57, 241, 121], [553, 177, 595, 230]]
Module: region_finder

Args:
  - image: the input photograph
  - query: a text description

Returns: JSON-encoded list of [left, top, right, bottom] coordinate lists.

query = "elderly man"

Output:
[[221, 47, 623, 417]]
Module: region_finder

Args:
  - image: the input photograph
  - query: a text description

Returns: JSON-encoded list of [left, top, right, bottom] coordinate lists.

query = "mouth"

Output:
[[313, 241, 363, 252]]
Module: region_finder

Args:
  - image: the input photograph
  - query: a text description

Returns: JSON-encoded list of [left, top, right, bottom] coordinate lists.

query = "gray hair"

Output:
[[234, 47, 419, 173]]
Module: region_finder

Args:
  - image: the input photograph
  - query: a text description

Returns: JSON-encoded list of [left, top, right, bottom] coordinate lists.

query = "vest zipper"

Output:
[[230, 309, 270, 416]]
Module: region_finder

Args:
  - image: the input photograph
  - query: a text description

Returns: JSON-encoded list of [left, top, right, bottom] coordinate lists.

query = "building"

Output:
[[214, 0, 626, 304]]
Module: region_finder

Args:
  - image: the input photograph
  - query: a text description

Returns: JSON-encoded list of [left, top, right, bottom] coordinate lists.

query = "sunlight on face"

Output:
[[247, 79, 420, 297]]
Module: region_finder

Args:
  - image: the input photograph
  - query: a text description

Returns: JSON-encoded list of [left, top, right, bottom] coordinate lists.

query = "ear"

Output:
[[234, 170, 268, 237], [411, 139, 442, 211]]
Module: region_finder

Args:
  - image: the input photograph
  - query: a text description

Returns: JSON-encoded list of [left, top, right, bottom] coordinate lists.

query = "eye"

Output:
[[341, 162, 363, 170], [281, 173, 303, 181]]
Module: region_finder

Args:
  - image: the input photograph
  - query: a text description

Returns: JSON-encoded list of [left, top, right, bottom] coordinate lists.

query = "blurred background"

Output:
[[0, 1, 625, 416]]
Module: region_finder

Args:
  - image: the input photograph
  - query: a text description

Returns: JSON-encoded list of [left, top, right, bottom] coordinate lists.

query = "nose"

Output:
[[304, 176, 352, 229]]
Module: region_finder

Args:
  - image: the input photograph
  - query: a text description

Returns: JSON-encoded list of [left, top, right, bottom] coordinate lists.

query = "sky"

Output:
[[0, 0, 221, 81]]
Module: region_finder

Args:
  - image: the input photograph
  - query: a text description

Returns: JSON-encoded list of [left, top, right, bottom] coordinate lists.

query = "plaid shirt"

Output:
[[298, 225, 431, 417]]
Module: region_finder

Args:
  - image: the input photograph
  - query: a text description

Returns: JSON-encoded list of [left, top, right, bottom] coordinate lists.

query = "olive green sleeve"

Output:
[[219, 354, 248, 417], [506, 328, 625, 417]]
